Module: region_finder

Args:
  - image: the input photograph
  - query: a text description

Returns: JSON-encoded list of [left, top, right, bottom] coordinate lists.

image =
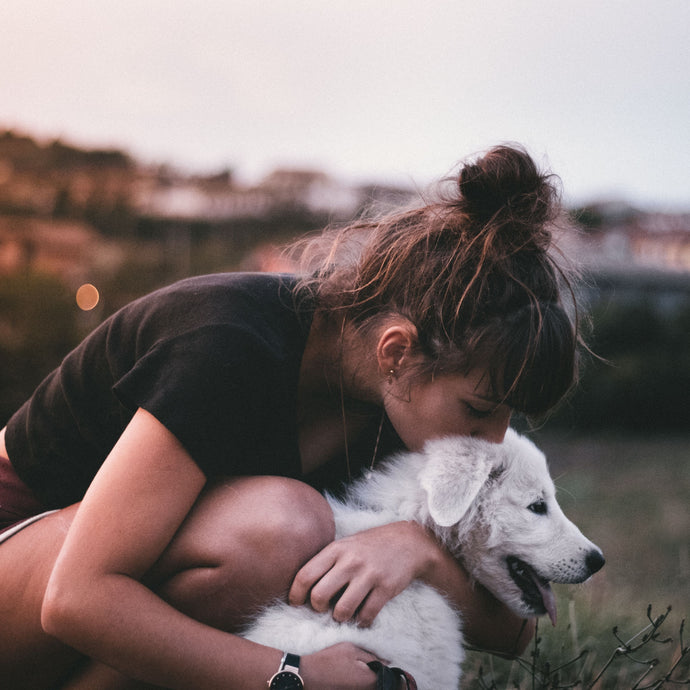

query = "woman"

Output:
[[0, 144, 581, 689]]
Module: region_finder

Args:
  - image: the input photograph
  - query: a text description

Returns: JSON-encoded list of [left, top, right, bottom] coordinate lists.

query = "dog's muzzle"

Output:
[[507, 549, 605, 627], [507, 556, 557, 625]]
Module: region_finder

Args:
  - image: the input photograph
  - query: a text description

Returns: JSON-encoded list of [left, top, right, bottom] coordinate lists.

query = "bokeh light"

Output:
[[76, 283, 100, 311]]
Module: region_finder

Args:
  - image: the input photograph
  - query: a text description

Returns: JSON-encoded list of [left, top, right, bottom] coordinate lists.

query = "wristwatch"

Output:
[[267, 652, 304, 689]]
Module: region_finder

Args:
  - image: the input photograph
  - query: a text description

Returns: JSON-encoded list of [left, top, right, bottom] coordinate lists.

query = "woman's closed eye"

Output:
[[464, 402, 496, 419]]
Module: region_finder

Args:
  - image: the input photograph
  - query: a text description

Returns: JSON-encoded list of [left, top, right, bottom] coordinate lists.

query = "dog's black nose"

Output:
[[586, 549, 605, 575]]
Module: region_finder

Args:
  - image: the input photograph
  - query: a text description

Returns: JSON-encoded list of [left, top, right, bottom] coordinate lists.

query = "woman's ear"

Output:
[[376, 318, 419, 375]]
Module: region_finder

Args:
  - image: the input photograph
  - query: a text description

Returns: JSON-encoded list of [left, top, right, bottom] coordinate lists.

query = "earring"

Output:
[[387, 368, 396, 384]]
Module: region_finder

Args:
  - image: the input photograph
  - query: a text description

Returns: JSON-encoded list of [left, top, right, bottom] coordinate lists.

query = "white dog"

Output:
[[242, 429, 604, 688]]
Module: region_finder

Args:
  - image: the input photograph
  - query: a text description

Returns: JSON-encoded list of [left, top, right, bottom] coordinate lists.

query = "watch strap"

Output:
[[267, 651, 304, 689], [368, 660, 418, 690], [281, 652, 301, 674]]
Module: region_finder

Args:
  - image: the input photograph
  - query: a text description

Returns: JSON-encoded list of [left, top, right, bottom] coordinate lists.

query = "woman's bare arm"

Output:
[[291, 520, 534, 656], [41, 408, 290, 689], [40, 408, 382, 689]]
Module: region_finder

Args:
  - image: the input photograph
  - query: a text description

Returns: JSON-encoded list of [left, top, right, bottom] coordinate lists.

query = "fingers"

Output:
[[296, 565, 389, 627], [351, 588, 389, 628], [346, 644, 384, 682], [289, 549, 337, 606], [355, 645, 386, 667], [291, 525, 427, 630], [302, 642, 386, 689], [330, 577, 372, 623], [291, 546, 372, 620]]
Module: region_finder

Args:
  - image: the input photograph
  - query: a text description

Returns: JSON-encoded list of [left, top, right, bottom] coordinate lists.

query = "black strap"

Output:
[[367, 660, 418, 690], [282, 652, 301, 671]]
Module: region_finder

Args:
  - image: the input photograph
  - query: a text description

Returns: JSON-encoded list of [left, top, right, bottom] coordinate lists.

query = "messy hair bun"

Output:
[[455, 144, 558, 252], [294, 144, 581, 417]]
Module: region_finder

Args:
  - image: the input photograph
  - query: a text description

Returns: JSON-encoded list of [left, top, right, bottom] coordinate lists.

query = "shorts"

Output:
[[0, 451, 53, 543]]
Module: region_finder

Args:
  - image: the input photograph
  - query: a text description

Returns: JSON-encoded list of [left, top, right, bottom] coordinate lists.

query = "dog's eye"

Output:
[[528, 499, 547, 515]]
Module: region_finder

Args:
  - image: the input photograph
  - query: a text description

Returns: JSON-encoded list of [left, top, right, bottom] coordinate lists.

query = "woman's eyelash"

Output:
[[465, 403, 494, 419]]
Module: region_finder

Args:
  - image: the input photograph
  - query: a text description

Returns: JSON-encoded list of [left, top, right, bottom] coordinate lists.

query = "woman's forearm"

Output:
[[42, 570, 281, 690], [38, 410, 283, 689]]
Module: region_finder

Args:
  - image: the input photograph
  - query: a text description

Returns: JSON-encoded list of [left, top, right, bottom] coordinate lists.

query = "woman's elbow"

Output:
[[41, 573, 84, 642]]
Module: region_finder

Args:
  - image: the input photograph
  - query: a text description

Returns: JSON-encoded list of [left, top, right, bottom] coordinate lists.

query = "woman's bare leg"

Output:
[[147, 476, 335, 632], [0, 506, 83, 689], [0, 476, 334, 690]]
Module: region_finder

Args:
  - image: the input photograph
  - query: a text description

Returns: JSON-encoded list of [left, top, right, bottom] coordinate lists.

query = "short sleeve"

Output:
[[7, 272, 309, 507], [112, 324, 301, 478]]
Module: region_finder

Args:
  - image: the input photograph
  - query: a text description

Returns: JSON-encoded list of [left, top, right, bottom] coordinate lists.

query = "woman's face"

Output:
[[384, 367, 512, 451]]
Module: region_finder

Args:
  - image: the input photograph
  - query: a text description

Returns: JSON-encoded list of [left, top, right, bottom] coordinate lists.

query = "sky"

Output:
[[1, 0, 689, 210]]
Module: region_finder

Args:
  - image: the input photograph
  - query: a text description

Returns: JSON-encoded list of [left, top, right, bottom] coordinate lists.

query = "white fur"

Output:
[[242, 429, 603, 689]]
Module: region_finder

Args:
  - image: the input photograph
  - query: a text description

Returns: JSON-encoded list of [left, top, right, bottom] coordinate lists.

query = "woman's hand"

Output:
[[290, 517, 535, 656], [300, 642, 381, 690], [289, 520, 440, 627]]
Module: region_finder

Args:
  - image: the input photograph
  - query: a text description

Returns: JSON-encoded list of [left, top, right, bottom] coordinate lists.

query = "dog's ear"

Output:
[[419, 438, 497, 527]]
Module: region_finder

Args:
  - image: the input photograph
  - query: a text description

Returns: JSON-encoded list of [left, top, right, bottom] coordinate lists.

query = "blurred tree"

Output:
[[0, 273, 81, 424], [549, 298, 690, 432]]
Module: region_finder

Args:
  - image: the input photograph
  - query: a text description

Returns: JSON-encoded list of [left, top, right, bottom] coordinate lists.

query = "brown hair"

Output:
[[293, 144, 581, 417]]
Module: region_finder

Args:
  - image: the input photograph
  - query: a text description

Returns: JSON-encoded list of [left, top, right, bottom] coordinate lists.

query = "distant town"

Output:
[[0, 128, 416, 293], [1, 128, 689, 297]]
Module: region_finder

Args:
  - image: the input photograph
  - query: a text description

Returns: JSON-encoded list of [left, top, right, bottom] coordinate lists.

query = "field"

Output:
[[461, 433, 690, 688]]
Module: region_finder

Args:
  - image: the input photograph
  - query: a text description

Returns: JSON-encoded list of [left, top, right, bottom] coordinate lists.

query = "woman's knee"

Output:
[[247, 477, 336, 565], [183, 476, 333, 564], [149, 476, 335, 629]]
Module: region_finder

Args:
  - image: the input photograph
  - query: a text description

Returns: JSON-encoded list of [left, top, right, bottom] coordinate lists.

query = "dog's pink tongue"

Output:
[[535, 579, 557, 626]]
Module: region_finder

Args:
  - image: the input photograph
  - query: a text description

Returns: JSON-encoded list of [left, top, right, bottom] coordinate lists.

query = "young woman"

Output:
[[0, 144, 581, 689]]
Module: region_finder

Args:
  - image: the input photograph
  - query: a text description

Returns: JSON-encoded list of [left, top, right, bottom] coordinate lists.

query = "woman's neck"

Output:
[[297, 313, 381, 474], [299, 313, 380, 404]]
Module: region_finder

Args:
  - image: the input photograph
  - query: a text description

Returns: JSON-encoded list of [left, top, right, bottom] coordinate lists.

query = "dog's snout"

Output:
[[585, 549, 605, 575]]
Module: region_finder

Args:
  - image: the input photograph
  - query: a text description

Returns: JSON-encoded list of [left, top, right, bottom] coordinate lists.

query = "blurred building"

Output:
[[573, 201, 690, 273], [1, 128, 689, 288]]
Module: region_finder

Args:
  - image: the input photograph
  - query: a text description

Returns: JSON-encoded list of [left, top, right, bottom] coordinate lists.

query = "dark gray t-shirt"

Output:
[[6, 273, 313, 508]]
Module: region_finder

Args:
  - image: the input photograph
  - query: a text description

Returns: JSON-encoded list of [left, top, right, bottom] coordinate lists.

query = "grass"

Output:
[[465, 604, 689, 688], [460, 434, 690, 688]]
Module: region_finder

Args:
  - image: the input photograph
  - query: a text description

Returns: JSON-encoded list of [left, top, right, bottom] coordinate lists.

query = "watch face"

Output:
[[268, 670, 304, 689]]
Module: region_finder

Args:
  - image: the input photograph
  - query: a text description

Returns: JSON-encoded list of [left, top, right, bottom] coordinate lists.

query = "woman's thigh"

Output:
[[0, 475, 334, 689], [0, 504, 83, 689]]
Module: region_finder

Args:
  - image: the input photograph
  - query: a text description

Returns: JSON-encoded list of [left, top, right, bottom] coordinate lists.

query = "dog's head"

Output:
[[419, 429, 604, 625]]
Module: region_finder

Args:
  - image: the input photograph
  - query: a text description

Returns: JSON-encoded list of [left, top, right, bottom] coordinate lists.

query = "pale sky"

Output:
[[1, 0, 689, 209]]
